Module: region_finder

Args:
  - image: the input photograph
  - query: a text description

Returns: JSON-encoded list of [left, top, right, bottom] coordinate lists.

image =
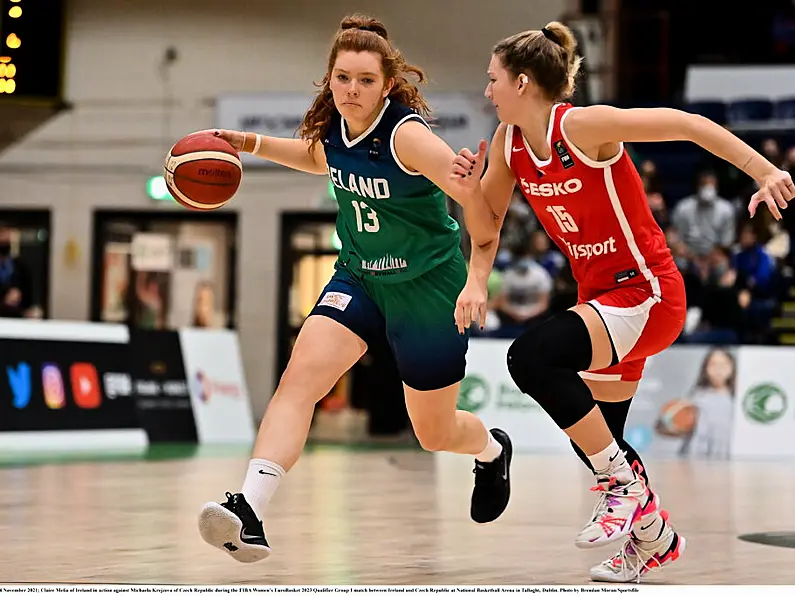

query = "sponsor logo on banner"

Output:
[[742, 383, 787, 424], [179, 328, 255, 444], [0, 330, 141, 433], [128, 329, 198, 443], [457, 374, 538, 414], [458, 375, 489, 413], [732, 346, 795, 458], [7, 362, 31, 409], [192, 370, 242, 403]]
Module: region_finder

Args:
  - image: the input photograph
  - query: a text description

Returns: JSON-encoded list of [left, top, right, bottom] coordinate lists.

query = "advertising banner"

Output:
[[627, 346, 738, 460], [179, 328, 255, 444], [732, 346, 795, 459], [0, 319, 146, 450], [128, 329, 197, 443]]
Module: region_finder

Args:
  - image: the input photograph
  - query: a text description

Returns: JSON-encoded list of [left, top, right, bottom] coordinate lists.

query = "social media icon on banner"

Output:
[[42, 364, 66, 409], [7, 363, 31, 409], [71, 363, 101, 409]]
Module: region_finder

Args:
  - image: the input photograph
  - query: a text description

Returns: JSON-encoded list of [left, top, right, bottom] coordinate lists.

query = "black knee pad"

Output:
[[598, 399, 633, 438], [506, 310, 593, 389], [506, 310, 597, 429]]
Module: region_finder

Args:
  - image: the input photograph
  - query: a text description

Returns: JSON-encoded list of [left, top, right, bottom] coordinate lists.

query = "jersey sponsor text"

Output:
[[559, 235, 617, 260]]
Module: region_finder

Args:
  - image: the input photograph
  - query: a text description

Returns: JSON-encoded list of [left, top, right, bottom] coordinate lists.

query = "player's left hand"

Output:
[[455, 279, 488, 334], [748, 169, 795, 221]]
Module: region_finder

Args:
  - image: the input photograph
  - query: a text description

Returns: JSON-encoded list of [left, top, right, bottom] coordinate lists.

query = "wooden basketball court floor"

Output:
[[2, 447, 795, 585]]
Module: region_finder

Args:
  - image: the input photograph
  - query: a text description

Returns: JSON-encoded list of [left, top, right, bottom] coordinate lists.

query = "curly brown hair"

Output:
[[298, 14, 431, 151]]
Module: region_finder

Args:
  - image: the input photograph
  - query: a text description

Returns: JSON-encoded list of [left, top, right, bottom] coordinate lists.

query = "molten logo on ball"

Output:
[[198, 168, 233, 179]]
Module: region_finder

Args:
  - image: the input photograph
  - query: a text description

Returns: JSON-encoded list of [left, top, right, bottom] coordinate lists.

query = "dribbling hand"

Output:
[[190, 129, 246, 152], [449, 139, 489, 194], [748, 169, 795, 221]]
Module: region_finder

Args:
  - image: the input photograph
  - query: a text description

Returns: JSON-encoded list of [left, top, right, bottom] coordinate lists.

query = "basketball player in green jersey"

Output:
[[196, 14, 512, 563]]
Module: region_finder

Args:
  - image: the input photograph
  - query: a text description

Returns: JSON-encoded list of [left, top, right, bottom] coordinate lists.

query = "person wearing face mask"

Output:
[[0, 226, 32, 318], [671, 171, 737, 258]]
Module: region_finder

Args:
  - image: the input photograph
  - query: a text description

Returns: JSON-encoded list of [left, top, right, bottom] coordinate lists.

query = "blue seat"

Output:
[[773, 97, 795, 120], [727, 99, 774, 123], [685, 101, 727, 125]]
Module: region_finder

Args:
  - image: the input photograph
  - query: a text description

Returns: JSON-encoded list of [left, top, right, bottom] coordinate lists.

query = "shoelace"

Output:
[[472, 461, 490, 485], [603, 539, 658, 584]]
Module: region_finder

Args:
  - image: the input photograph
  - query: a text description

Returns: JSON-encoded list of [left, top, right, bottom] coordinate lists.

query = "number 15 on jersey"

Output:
[[546, 205, 579, 233]]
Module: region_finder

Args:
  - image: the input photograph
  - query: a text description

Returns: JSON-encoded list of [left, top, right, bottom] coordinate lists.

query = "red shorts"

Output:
[[577, 271, 687, 382]]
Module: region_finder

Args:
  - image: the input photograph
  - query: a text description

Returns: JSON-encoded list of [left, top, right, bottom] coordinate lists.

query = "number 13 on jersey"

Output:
[[352, 200, 380, 233]]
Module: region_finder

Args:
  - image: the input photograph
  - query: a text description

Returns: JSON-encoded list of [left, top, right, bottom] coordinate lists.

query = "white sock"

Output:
[[475, 432, 503, 463], [240, 458, 285, 521], [587, 440, 634, 483], [633, 512, 666, 543]]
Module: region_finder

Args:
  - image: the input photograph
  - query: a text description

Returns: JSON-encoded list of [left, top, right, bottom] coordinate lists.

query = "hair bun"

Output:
[[340, 14, 389, 40]]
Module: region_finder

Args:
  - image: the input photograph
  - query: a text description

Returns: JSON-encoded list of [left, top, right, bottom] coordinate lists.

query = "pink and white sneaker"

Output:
[[590, 515, 686, 583], [574, 474, 647, 549]]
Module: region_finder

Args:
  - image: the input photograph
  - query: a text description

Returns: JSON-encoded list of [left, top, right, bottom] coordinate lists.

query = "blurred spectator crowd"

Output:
[[472, 137, 795, 346]]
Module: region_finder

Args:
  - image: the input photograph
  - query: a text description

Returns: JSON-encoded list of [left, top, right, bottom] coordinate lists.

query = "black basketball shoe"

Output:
[[470, 428, 513, 523], [198, 492, 271, 563]]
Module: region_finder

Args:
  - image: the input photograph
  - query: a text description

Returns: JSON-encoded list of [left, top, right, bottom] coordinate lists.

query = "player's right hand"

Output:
[[748, 168, 795, 221], [190, 129, 246, 152], [450, 139, 489, 193]]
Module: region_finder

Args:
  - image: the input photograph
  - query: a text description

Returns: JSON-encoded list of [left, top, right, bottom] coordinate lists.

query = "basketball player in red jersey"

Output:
[[451, 21, 794, 583]]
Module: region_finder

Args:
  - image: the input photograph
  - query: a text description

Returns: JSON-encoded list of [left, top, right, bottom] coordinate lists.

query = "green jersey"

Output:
[[324, 98, 461, 284]]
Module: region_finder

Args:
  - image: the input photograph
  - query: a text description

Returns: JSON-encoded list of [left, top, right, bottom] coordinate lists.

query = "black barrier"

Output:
[[0, 326, 199, 444], [0, 336, 139, 432], [128, 329, 198, 443]]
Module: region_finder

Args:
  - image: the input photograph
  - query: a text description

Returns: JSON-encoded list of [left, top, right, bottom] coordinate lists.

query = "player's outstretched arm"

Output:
[[451, 124, 516, 281], [392, 121, 498, 248], [563, 106, 795, 221], [195, 129, 328, 175], [451, 124, 517, 333]]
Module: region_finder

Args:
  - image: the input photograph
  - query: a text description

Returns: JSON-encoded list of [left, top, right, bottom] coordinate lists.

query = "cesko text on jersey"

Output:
[[520, 177, 583, 197]]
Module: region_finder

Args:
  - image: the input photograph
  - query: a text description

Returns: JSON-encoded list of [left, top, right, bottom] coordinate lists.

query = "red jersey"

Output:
[[505, 103, 677, 301]]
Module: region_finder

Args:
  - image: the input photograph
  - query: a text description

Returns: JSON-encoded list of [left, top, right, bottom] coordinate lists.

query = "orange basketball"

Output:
[[164, 132, 242, 210], [656, 398, 698, 437]]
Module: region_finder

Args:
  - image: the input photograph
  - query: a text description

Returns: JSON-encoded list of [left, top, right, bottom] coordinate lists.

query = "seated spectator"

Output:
[[493, 191, 538, 271], [490, 243, 552, 338], [684, 247, 742, 345], [734, 221, 779, 344], [672, 170, 736, 257], [647, 190, 670, 231], [761, 138, 783, 169], [734, 220, 776, 299], [528, 229, 565, 279], [548, 261, 578, 314]]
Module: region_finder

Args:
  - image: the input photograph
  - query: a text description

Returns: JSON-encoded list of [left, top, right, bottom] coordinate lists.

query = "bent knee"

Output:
[[274, 361, 337, 406], [413, 425, 453, 452]]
